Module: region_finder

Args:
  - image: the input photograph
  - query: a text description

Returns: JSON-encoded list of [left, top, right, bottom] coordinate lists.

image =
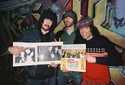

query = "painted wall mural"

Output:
[[109, 0, 125, 37], [0, 0, 125, 85]]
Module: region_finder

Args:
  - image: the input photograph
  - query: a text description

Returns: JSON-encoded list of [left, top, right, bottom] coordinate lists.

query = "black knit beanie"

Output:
[[38, 9, 57, 31]]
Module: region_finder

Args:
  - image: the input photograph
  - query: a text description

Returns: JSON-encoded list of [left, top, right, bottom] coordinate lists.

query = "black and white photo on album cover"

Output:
[[13, 42, 63, 67]]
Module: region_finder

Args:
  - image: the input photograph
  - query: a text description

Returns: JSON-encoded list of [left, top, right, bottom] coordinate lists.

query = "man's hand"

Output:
[[86, 52, 108, 57], [50, 62, 59, 68], [8, 46, 24, 56], [85, 54, 96, 63], [54, 38, 62, 42], [61, 67, 69, 72]]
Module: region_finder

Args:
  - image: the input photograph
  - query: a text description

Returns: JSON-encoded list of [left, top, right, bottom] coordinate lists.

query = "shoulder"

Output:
[[50, 32, 56, 36], [56, 29, 65, 36], [95, 35, 113, 45], [23, 27, 38, 34], [96, 35, 109, 41], [18, 27, 39, 39]]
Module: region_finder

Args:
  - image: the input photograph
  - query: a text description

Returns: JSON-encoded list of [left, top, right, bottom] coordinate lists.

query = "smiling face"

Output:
[[64, 17, 74, 27], [42, 18, 53, 31], [80, 26, 93, 40]]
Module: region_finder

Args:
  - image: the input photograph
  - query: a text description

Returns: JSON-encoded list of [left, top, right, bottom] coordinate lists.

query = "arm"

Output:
[[0, 46, 24, 56], [86, 49, 122, 66], [96, 38, 122, 66], [86, 36, 122, 66], [85, 52, 108, 63], [0, 48, 11, 56], [0, 29, 26, 56], [86, 52, 108, 57], [0, 41, 12, 56], [8, 46, 24, 56], [96, 47, 122, 66]]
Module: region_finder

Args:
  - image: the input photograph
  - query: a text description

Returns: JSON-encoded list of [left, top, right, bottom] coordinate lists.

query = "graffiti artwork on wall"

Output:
[[0, 0, 125, 84]]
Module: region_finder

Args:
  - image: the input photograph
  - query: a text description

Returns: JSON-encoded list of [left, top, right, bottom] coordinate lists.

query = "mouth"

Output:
[[44, 24, 50, 28], [65, 21, 70, 24]]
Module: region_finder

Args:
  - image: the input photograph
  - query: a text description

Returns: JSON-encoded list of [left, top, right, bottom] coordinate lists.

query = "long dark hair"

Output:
[[90, 25, 100, 36], [74, 25, 100, 44]]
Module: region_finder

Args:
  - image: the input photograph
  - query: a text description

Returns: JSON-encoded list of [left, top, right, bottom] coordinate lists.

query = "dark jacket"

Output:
[[17, 27, 56, 79]]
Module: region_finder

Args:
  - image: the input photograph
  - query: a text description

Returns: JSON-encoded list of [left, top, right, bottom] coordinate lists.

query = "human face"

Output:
[[42, 18, 53, 31], [25, 48, 31, 54], [80, 26, 93, 40], [64, 17, 74, 27]]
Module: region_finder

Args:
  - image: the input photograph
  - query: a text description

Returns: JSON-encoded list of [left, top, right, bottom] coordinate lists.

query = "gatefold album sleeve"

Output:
[[13, 42, 63, 67]]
